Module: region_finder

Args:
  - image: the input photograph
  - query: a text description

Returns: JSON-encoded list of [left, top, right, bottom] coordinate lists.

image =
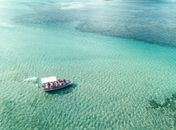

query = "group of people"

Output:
[[44, 80, 67, 89]]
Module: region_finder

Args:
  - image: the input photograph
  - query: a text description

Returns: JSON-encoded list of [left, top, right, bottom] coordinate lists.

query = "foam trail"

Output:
[[23, 77, 38, 83], [59, 2, 84, 10]]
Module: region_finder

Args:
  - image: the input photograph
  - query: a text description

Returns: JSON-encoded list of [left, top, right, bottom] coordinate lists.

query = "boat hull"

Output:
[[43, 80, 73, 92]]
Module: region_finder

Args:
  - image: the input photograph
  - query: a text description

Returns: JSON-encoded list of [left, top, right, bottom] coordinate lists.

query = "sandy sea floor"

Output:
[[1, 0, 176, 129]]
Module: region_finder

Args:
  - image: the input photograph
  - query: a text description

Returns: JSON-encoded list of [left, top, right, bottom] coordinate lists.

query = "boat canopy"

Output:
[[41, 76, 57, 84]]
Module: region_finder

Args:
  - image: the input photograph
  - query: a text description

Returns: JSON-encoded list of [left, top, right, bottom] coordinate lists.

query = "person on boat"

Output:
[[47, 82, 51, 88], [58, 82, 62, 86], [45, 83, 48, 88], [54, 81, 57, 87], [58, 79, 61, 82], [55, 81, 58, 87], [50, 82, 54, 88]]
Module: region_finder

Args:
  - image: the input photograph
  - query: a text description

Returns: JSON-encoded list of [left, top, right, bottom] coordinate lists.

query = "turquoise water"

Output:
[[1, 0, 176, 129]]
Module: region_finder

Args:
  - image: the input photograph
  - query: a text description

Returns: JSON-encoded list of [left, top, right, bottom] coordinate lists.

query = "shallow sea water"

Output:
[[1, 0, 176, 130]]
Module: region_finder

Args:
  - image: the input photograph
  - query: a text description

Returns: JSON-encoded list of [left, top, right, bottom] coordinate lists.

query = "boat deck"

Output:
[[42, 80, 72, 92]]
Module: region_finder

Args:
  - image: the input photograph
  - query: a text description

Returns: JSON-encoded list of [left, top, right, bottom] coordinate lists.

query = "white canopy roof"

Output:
[[41, 76, 57, 84]]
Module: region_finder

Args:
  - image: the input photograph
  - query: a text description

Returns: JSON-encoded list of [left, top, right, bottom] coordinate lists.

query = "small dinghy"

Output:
[[41, 76, 73, 92]]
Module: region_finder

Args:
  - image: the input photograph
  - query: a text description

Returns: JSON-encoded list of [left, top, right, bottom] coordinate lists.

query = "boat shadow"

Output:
[[47, 83, 77, 95]]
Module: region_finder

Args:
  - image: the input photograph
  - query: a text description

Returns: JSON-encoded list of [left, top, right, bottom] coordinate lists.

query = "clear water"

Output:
[[1, 0, 176, 129]]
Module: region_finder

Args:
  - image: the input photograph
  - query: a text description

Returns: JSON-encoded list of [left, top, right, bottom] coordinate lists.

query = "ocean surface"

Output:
[[1, 0, 176, 129]]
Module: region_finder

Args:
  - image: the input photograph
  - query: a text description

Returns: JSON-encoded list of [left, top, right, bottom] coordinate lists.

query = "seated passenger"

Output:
[[58, 82, 62, 86], [45, 84, 48, 88], [55, 81, 58, 87], [50, 82, 53, 87], [47, 82, 51, 87]]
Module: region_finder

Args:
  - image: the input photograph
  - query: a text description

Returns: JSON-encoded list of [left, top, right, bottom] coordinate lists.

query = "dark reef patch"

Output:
[[149, 93, 176, 110], [148, 93, 176, 127], [15, 1, 176, 47], [15, 11, 80, 24], [14, 2, 87, 24], [76, 19, 176, 47]]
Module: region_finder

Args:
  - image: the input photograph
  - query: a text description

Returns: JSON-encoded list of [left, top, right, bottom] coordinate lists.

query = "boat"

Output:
[[41, 76, 73, 92]]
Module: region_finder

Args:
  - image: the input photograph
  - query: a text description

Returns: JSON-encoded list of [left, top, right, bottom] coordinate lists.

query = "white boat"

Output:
[[41, 76, 73, 92]]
